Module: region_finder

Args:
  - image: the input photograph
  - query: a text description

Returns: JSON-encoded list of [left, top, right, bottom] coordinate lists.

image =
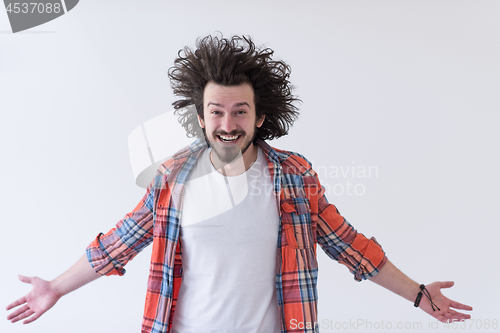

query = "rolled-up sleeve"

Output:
[[315, 183, 387, 281], [86, 177, 158, 276]]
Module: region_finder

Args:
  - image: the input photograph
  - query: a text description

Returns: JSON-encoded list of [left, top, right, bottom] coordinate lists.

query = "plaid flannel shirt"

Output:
[[87, 138, 387, 333]]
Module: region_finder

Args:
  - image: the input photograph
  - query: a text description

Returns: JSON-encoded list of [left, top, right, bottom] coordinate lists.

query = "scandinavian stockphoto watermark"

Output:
[[246, 160, 379, 198], [125, 108, 379, 224], [3, 0, 79, 33]]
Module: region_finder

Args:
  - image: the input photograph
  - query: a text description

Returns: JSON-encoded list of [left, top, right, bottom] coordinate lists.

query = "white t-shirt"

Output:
[[170, 147, 281, 333]]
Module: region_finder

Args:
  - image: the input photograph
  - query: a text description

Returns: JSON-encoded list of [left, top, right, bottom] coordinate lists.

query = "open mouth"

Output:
[[217, 134, 241, 143]]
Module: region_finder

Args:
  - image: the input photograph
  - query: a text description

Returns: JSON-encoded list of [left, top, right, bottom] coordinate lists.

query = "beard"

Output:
[[202, 127, 258, 164]]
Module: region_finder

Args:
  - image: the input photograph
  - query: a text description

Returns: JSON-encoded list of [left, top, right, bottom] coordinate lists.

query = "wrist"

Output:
[[404, 282, 422, 303], [49, 277, 65, 299], [413, 284, 441, 311]]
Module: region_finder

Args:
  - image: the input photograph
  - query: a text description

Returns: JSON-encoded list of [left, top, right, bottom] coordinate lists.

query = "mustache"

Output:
[[213, 130, 246, 136]]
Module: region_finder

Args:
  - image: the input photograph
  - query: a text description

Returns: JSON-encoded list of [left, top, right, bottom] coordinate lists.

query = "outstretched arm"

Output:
[[369, 260, 472, 322], [6, 254, 100, 324]]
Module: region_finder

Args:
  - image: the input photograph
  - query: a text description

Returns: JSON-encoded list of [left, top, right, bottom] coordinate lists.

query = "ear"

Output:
[[198, 115, 205, 128], [256, 114, 265, 128]]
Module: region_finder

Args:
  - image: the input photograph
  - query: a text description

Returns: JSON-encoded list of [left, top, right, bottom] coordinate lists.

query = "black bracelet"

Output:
[[414, 284, 440, 311]]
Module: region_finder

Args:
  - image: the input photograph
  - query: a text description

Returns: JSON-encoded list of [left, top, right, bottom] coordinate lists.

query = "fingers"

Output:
[[6, 275, 33, 311], [18, 275, 32, 284], [450, 300, 473, 311], [6, 275, 45, 325], [7, 304, 30, 322], [6, 296, 26, 311], [439, 281, 455, 289], [12, 309, 35, 324], [445, 309, 469, 319], [437, 281, 473, 311], [446, 309, 461, 317], [23, 311, 42, 325], [435, 314, 447, 323], [435, 312, 468, 323], [443, 312, 454, 320], [444, 309, 471, 321]]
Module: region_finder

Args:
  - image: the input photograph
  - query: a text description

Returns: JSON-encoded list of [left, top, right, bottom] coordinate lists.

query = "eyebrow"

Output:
[[207, 102, 250, 108]]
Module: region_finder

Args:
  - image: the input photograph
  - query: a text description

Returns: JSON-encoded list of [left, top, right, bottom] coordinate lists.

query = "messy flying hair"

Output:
[[168, 34, 300, 141]]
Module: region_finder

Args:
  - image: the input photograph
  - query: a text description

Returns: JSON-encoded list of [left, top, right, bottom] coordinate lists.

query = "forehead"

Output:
[[203, 82, 254, 107]]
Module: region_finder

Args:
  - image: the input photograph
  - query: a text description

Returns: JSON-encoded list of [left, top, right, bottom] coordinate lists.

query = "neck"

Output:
[[210, 143, 258, 177]]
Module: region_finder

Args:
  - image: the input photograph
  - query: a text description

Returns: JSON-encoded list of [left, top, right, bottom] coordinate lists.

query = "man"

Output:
[[6, 35, 472, 333]]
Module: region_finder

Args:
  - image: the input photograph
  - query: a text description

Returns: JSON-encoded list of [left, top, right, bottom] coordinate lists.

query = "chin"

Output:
[[214, 147, 242, 163]]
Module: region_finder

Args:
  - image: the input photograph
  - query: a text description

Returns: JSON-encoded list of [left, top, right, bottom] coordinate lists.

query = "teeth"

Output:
[[219, 135, 239, 142]]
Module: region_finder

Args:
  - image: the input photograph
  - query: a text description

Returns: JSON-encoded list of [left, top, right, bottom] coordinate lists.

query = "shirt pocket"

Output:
[[281, 198, 313, 249]]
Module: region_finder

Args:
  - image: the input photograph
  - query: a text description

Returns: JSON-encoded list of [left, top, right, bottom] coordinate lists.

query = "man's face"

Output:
[[199, 81, 265, 164]]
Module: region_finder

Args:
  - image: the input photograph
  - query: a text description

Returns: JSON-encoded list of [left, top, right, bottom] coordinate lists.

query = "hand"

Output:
[[6, 275, 61, 324], [418, 281, 473, 323]]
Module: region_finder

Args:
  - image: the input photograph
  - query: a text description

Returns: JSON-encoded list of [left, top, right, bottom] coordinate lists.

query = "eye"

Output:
[[236, 110, 246, 115]]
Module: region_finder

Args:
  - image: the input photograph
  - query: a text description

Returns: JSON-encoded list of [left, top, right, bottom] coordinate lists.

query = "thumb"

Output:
[[440, 281, 455, 289], [18, 275, 32, 284]]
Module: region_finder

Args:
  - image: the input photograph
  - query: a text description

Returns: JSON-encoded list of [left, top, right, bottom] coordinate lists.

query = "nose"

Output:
[[220, 114, 237, 133]]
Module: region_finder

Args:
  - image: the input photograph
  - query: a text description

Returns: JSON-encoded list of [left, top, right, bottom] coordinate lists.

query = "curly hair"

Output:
[[168, 34, 300, 141]]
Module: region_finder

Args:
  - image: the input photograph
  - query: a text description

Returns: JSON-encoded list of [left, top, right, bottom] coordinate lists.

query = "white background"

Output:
[[1, 1, 498, 332]]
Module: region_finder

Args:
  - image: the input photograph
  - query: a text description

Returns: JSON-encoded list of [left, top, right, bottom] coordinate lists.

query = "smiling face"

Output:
[[199, 81, 265, 167]]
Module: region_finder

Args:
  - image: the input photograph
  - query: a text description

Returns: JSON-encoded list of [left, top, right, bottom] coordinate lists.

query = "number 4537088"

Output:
[[445, 319, 498, 329], [5, 3, 62, 14]]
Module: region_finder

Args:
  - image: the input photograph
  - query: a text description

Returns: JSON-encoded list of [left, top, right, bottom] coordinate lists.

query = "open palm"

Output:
[[6, 275, 60, 324], [419, 281, 473, 323]]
